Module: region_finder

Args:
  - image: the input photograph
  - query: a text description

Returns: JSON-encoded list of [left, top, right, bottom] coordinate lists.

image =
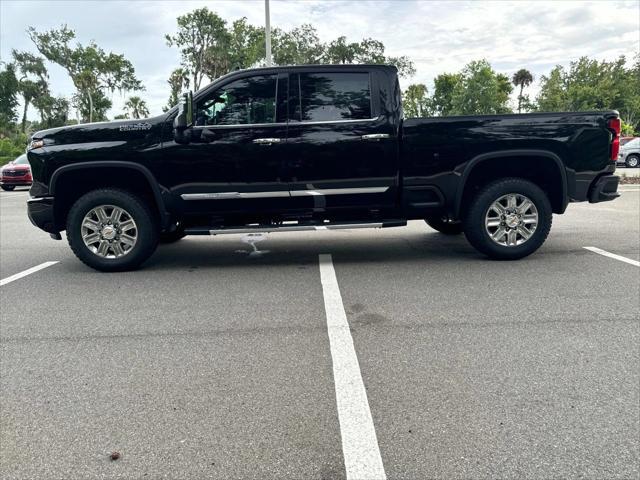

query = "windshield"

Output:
[[14, 154, 29, 165]]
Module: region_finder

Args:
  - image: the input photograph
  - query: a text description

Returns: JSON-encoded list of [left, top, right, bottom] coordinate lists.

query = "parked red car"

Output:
[[0, 154, 32, 191]]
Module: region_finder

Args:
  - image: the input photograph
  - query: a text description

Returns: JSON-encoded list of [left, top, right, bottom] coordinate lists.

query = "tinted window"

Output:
[[291, 72, 371, 122], [196, 75, 278, 126]]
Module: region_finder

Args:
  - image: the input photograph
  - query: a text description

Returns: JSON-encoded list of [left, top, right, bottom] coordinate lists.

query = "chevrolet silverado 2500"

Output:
[[26, 65, 621, 271]]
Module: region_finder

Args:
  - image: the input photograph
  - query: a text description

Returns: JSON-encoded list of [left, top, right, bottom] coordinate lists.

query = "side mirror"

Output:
[[174, 91, 193, 143]]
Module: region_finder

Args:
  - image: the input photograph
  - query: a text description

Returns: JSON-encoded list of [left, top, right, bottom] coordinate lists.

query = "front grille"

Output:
[[3, 170, 27, 177]]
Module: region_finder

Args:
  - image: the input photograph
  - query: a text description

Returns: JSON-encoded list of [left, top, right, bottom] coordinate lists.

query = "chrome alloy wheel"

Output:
[[81, 205, 138, 258], [485, 193, 538, 247]]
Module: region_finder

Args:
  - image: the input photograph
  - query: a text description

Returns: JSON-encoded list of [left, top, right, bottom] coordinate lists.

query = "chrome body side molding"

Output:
[[181, 186, 389, 200]]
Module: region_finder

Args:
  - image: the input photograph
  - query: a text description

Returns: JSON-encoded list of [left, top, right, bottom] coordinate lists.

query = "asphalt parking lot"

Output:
[[1, 183, 639, 479]]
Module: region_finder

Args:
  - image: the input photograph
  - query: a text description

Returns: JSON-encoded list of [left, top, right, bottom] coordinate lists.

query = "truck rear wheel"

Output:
[[463, 178, 552, 260], [425, 217, 463, 235], [66, 188, 158, 271]]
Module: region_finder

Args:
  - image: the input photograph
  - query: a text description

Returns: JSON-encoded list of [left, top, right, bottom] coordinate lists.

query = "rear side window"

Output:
[[291, 72, 371, 122]]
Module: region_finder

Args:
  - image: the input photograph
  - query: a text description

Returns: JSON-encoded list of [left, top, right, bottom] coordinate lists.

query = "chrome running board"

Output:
[[184, 220, 406, 236]]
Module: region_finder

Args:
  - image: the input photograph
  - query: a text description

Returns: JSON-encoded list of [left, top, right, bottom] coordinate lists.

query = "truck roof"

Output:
[[227, 64, 398, 74], [206, 64, 397, 89]]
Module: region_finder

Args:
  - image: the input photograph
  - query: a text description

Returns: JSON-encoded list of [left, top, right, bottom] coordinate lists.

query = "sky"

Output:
[[1, 0, 639, 120]]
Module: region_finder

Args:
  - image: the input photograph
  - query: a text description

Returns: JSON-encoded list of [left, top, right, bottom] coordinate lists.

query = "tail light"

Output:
[[608, 117, 621, 161]]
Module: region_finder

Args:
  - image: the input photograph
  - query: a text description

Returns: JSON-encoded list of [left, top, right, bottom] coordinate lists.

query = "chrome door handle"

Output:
[[361, 133, 391, 141], [253, 138, 282, 145]]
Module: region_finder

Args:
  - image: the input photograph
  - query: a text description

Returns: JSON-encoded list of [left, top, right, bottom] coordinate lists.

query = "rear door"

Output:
[[284, 69, 398, 214]]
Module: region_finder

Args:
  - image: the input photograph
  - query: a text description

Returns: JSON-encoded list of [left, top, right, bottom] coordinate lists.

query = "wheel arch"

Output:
[[49, 161, 171, 230], [454, 149, 568, 218]]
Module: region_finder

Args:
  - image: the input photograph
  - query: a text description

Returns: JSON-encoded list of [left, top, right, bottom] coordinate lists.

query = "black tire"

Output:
[[159, 223, 186, 243], [425, 217, 463, 235], [463, 178, 552, 260], [1, 185, 15, 191], [66, 188, 158, 272], [625, 154, 639, 168]]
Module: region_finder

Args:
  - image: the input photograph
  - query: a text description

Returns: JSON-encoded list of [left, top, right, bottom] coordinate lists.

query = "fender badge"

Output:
[[119, 122, 152, 132]]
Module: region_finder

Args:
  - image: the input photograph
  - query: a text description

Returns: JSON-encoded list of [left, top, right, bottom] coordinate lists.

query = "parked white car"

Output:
[[617, 137, 639, 168]]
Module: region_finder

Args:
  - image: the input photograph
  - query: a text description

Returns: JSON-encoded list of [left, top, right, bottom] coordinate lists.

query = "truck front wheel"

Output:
[[66, 188, 159, 271], [463, 178, 552, 260]]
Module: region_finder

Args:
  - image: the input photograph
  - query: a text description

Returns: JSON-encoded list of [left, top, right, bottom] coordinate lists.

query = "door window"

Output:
[[290, 72, 372, 122], [195, 75, 279, 126]]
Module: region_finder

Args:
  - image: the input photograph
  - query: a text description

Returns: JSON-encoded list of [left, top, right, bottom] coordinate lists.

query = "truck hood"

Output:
[[31, 114, 167, 147]]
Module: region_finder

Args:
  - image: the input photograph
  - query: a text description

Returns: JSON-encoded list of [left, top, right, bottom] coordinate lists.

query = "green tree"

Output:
[[32, 94, 69, 129], [273, 24, 324, 65], [124, 96, 150, 119], [536, 67, 566, 111], [431, 73, 462, 116], [164, 68, 190, 111], [384, 55, 416, 79], [450, 60, 513, 115], [323, 35, 415, 77], [0, 62, 20, 132], [164, 7, 417, 101], [165, 8, 229, 91], [403, 84, 432, 118], [324, 36, 360, 64], [228, 18, 266, 69], [537, 56, 639, 133], [512, 68, 534, 113], [12, 50, 49, 132], [29, 25, 143, 123], [619, 55, 639, 133], [356, 38, 415, 77], [0, 132, 28, 166], [71, 89, 111, 122], [621, 120, 636, 136]]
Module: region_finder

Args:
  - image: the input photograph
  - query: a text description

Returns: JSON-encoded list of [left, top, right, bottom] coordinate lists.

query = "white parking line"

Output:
[[584, 247, 639, 267], [318, 254, 386, 480], [0, 261, 59, 286]]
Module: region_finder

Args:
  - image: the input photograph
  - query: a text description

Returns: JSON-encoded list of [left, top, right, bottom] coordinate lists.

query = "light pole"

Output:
[[265, 0, 272, 66]]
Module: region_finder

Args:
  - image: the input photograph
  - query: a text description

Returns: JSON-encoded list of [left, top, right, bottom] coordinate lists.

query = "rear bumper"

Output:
[[588, 174, 620, 203], [27, 196, 57, 233]]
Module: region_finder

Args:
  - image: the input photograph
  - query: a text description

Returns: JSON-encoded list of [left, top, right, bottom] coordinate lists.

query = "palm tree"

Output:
[[512, 69, 534, 113], [124, 96, 150, 119]]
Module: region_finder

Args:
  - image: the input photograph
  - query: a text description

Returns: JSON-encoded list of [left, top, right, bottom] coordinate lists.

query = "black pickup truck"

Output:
[[26, 64, 621, 271]]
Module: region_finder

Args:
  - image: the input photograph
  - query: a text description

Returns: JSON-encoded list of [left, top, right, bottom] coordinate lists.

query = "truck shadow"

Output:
[[144, 230, 485, 271]]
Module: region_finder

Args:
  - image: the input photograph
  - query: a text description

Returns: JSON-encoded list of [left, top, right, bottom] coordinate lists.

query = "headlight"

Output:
[[28, 138, 45, 151]]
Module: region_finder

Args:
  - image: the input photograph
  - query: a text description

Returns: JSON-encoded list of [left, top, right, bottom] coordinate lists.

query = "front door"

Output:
[[284, 70, 398, 215], [162, 72, 289, 216]]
